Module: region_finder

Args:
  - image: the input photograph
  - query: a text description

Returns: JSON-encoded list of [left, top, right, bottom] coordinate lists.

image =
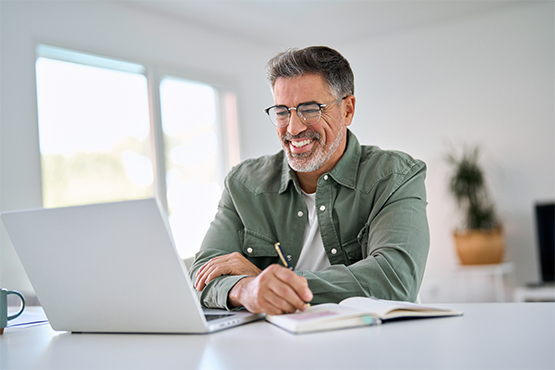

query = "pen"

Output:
[[274, 242, 311, 309], [274, 242, 292, 269]]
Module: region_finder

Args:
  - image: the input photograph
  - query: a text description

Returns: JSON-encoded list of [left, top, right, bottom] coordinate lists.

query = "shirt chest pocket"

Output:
[[337, 223, 370, 264], [239, 229, 278, 268], [342, 238, 363, 264]]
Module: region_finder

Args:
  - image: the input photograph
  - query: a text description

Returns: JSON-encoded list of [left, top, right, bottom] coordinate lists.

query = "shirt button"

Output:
[[320, 205, 326, 211], [324, 175, 329, 180], [247, 247, 253, 254], [297, 211, 303, 217], [331, 248, 337, 255]]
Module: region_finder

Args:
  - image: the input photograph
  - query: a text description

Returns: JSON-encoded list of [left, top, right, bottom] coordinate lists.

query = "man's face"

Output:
[[273, 74, 353, 174]]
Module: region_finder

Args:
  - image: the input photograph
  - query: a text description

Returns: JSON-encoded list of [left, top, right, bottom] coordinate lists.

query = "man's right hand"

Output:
[[228, 264, 313, 315]]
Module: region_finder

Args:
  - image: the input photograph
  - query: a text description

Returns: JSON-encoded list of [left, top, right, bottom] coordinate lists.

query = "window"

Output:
[[35, 45, 240, 258], [35, 46, 152, 208], [159, 77, 223, 257]]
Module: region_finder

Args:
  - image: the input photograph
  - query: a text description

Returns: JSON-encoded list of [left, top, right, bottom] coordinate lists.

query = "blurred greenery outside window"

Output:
[[35, 45, 240, 257]]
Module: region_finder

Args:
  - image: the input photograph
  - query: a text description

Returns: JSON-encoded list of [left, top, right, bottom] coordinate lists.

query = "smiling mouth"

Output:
[[290, 139, 313, 148]]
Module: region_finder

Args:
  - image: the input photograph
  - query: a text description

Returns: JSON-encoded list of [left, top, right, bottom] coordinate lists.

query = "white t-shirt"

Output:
[[295, 191, 331, 271]]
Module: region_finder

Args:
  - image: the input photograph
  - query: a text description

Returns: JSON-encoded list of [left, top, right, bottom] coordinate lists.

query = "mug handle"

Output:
[[7, 291, 26, 321]]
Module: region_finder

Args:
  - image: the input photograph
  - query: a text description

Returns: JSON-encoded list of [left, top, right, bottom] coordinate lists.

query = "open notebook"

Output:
[[266, 296, 462, 334]]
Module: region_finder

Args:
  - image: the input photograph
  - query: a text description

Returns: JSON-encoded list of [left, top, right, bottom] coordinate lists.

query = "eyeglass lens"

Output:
[[269, 103, 321, 127]]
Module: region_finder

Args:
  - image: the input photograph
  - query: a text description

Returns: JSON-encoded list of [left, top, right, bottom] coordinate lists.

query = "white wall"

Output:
[[340, 2, 554, 301], [1, 1, 553, 303]]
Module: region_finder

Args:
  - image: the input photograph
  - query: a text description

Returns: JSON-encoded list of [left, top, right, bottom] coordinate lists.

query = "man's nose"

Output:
[[287, 109, 306, 136]]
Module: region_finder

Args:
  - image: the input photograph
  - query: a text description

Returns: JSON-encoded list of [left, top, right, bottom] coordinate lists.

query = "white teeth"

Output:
[[291, 139, 312, 148]]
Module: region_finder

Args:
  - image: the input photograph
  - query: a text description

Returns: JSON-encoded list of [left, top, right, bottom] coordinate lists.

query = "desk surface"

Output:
[[1, 303, 554, 370]]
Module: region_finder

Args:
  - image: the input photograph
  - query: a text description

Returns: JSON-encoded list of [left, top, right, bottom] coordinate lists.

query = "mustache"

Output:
[[281, 129, 322, 143]]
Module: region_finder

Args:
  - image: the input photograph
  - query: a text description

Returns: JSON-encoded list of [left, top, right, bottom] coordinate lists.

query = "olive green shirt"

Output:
[[190, 130, 429, 309]]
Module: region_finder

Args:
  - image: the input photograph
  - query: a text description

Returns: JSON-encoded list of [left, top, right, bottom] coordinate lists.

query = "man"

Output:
[[190, 46, 429, 315]]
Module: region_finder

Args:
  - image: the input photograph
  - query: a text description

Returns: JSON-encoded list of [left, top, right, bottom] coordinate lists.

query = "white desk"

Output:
[[1, 303, 554, 370]]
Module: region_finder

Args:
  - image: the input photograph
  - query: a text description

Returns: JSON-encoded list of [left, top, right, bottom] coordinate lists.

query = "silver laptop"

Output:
[[1, 198, 263, 334]]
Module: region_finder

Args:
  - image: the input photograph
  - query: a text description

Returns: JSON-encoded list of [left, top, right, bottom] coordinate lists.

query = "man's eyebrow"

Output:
[[275, 100, 320, 107], [299, 100, 319, 106]]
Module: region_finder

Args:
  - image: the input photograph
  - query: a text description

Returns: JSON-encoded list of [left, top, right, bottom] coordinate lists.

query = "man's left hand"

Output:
[[195, 252, 262, 291]]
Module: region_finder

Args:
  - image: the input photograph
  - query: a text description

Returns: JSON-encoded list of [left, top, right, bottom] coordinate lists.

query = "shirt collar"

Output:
[[328, 130, 360, 189], [279, 130, 361, 194]]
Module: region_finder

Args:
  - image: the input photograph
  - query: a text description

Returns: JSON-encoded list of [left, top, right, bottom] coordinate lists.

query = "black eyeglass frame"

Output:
[[264, 96, 349, 127]]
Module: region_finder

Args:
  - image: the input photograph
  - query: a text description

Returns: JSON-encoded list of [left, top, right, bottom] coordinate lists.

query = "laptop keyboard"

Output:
[[204, 313, 233, 321]]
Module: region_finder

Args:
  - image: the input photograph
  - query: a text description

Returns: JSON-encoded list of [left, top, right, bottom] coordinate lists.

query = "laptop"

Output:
[[1, 198, 263, 334]]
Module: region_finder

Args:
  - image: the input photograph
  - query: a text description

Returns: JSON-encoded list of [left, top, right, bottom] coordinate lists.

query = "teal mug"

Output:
[[0, 288, 26, 334]]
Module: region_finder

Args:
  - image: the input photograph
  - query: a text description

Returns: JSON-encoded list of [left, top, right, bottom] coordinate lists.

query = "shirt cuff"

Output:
[[199, 274, 248, 311]]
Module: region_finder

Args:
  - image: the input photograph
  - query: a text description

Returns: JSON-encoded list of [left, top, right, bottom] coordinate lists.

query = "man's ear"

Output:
[[343, 95, 356, 126]]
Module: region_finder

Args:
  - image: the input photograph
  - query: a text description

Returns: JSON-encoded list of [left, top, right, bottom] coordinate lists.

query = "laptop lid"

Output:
[[1, 199, 262, 333]]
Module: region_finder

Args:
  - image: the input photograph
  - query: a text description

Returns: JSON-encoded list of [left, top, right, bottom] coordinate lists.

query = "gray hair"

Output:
[[266, 46, 354, 99]]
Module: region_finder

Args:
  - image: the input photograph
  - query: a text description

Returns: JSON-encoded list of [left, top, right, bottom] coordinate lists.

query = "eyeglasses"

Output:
[[264, 96, 348, 128]]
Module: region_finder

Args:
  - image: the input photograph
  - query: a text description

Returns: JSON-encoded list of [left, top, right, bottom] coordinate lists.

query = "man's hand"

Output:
[[195, 252, 262, 291], [228, 264, 313, 315]]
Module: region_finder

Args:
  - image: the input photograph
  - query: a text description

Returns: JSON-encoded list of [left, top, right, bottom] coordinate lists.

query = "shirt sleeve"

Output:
[[297, 163, 429, 304], [188, 185, 249, 310]]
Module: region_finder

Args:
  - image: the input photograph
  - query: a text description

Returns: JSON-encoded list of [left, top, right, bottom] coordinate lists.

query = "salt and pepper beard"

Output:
[[280, 126, 346, 173]]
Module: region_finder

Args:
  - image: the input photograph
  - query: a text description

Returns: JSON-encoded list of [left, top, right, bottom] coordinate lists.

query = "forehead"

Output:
[[273, 74, 332, 104]]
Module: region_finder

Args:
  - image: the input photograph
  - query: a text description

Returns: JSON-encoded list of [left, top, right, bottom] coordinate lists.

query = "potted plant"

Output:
[[447, 145, 504, 265]]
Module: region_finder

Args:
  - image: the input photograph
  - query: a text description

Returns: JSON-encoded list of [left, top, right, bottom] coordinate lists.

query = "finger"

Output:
[[272, 265, 313, 303], [204, 265, 231, 286], [196, 253, 246, 278], [196, 255, 226, 277], [264, 287, 303, 314], [240, 281, 297, 315], [268, 282, 308, 312], [195, 254, 230, 289], [255, 266, 310, 312], [195, 253, 263, 291], [260, 295, 297, 315], [195, 265, 225, 291], [195, 263, 218, 290], [195, 271, 208, 291]]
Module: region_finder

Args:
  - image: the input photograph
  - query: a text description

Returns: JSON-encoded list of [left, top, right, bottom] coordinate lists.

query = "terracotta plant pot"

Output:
[[453, 227, 505, 265]]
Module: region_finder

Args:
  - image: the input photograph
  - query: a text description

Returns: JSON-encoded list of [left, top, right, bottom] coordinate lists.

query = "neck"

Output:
[[297, 172, 319, 194]]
